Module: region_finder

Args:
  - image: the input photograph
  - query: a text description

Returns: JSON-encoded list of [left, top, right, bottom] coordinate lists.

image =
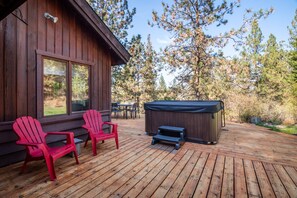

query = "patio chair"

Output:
[[127, 102, 140, 119], [12, 116, 79, 181], [82, 110, 119, 156], [111, 102, 123, 118]]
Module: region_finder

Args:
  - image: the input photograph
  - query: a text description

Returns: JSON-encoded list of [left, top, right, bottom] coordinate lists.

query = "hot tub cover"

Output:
[[144, 100, 224, 113]]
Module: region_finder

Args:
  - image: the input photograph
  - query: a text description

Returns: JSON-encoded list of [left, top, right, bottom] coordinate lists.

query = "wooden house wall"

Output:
[[0, 0, 115, 167]]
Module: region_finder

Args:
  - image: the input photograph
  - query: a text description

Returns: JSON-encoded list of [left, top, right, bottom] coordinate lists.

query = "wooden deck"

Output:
[[0, 117, 297, 197]]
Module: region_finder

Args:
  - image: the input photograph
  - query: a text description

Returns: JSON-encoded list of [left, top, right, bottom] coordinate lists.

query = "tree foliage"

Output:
[[87, 0, 136, 45], [112, 35, 158, 109], [87, 0, 142, 107], [140, 35, 158, 104], [241, 20, 264, 90], [157, 74, 169, 100], [288, 9, 297, 103], [112, 35, 144, 103], [150, 0, 272, 100], [72, 65, 89, 101], [88, 0, 295, 123], [257, 34, 289, 102]]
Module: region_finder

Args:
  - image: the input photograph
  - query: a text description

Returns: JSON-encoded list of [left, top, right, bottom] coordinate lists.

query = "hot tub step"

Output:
[[152, 125, 185, 150], [153, 134, 181, 142]]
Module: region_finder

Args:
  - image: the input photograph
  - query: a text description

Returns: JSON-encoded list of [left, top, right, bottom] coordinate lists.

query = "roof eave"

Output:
[[0, 0, 26, 21], [67, 0, 131, 65]]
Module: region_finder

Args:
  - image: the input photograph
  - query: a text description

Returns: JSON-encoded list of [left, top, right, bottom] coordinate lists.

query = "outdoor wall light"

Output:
[[44, 12, 58, 23]]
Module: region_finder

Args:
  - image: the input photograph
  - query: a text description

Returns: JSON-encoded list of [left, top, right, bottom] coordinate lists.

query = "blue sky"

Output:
[[127, 0, 297, 83]]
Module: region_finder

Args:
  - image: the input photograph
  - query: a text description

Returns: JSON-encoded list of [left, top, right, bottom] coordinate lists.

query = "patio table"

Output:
[[118, 103, 133, 119]]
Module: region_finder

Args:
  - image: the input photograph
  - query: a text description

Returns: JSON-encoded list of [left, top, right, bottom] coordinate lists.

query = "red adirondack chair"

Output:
[[12, 116, 79, 181], [82, 110, 119, 156]]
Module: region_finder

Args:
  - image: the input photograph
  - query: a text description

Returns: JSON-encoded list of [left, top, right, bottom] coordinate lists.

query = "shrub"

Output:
[[225, 93, 262, 122], [224, 93, 296, 125]]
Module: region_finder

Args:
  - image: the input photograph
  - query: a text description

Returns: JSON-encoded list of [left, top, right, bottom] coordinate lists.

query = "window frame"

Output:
[[36, 50, 94, 120]]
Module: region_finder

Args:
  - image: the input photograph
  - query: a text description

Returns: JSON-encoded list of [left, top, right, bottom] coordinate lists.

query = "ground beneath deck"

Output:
[[0, 117, 296, 197]]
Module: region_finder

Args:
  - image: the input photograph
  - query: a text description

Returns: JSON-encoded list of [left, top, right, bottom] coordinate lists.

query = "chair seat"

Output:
[[94, 132, 116, 141], [30, 144, 74, 159]]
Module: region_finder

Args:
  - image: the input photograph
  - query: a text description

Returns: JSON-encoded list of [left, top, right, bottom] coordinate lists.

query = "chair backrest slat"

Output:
[[83, 110, 104, 134], [91, 110, 98, 132], [14, 119, 31, 143], [28, 117, 44, 143]]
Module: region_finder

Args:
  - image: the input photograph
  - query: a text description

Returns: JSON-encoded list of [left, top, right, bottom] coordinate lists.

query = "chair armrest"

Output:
[[46, 132, 75, 145], [103, 122, 117, 126], [103, 122, 118, 134]]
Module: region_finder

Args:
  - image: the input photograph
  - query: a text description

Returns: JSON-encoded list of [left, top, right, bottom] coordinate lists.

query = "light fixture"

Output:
[[44, 12, 58, 23]]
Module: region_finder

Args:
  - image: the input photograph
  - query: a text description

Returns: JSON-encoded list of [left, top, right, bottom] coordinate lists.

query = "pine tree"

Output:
[[114, 35, 145, 103], [207, 57, 236, 99], [87, 0, 137, 104], [140, 35, 158, 104], [245, 20, 264, 85], [239, 20, 264, 93], [157, 74, 168, 100], [87, 0, 136, 45], [150, 0, 272, 100], [288, 9, 297, 102], [257, 34, 289, 102], [112, 35, 159, 110]]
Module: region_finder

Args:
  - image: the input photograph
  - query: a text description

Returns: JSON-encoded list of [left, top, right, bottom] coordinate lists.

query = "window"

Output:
[[72, 64, 90, 112], [43, 58, 90, 117], [43, 59, 67, 116]]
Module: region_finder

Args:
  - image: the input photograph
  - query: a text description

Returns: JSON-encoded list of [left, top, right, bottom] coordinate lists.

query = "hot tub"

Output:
[[144, 100, 225, 144]]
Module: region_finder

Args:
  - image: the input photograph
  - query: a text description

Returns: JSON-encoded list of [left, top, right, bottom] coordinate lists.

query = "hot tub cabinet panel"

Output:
[[144, 101, 224, 143]]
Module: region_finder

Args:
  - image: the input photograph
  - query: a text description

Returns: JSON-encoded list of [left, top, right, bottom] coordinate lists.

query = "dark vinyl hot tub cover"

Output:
[[144, 100, 224, 113]]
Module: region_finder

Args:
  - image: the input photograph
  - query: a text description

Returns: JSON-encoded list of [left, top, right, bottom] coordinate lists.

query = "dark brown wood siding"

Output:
[[0, 0, 115, 167]]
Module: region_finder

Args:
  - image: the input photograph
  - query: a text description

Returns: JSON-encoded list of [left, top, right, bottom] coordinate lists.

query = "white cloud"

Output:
[[156, 37, 173, 45]]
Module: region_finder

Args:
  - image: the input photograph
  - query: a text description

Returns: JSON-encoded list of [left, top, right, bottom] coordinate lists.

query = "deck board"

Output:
[[193, 153, 217, 197], [152, 149, 194, 197], [166, 151, 201, 197], [125, 149, 188, 197], [284, 166, 297, 186], [110, 147, 178, 197], [4, 138, 132, 197], [244, 159, 261, 197], [263, 162, 289, 198], [99, 146, 174, 198], [221, 156, 234, 198], [80, 145, 170, 197], [274, 164, 297, 197], [56, 141, 150, 198], [26, 139, 142, 197], [254, 161, 276, 198], [207, 155, 225, 198], [0, 118, 296, 197], [179, 152, 208, 198], [235, 158, 248, 197]]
